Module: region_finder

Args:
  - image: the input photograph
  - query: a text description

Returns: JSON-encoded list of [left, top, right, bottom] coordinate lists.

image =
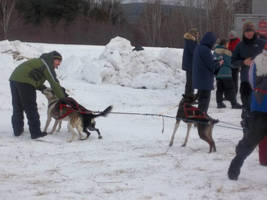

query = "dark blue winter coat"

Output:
[[192, 32, 217, 90], [231, 35, 265, 83], [182, 32, 198, 72]]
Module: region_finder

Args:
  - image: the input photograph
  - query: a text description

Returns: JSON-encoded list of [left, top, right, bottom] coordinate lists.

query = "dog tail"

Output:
[[95, 105, 113, 117]]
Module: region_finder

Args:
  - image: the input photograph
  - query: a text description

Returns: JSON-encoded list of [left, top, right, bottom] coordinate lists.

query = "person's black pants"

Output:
[[228, 112, 267, 178], [239, 82, 252, 138], [240, 82, 252, 113], [198, 90, 211, 114], [10, 81, 42, 138], [232, 68, 239, 95], [216, 78, 237, 105], [184, 70, 194, 97]]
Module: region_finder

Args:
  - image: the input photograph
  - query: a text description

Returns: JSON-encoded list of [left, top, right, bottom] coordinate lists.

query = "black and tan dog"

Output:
[[42, 88, 112, 142], [169, 95, 218, 153]]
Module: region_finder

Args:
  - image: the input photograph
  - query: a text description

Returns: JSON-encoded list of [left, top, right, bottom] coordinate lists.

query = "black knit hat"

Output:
[[52, 51, 62, 61]]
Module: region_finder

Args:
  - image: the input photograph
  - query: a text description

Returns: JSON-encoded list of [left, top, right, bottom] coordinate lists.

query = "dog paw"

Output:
[[67, 139, 73, 143], [79, 136, 88, 140]]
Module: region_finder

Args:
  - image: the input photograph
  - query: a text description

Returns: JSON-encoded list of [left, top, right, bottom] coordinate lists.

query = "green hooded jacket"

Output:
[[9, 51, 65, 99]]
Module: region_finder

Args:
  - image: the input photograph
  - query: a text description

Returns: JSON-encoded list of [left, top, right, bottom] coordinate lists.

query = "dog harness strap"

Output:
[[254, 88, 267, 94], [58, 103, 75, 120], [183, 103, 207, 119]]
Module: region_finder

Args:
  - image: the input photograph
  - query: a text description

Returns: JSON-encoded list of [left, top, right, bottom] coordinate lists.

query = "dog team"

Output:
[[9, 21, 267, 181]]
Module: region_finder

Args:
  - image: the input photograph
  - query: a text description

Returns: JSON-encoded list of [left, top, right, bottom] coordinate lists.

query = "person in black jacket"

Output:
[[192, 32, 223, 115], [182, 28, 199, 99], [231, 22, 265, 136]]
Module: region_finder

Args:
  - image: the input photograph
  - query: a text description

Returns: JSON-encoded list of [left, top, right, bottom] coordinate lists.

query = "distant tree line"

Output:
[[0, 0, 251, 47], [15, 0, 123, 24]]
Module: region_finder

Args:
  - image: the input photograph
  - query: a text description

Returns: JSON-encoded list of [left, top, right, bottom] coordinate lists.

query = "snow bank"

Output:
[[85, 36, 184, 89], [0, 37, 184, 89]]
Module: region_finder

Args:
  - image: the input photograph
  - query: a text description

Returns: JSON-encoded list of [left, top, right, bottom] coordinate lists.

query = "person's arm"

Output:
[[200, 46, 218, 73], [231, 44, 244, 68], [41, 60, 65, 99]]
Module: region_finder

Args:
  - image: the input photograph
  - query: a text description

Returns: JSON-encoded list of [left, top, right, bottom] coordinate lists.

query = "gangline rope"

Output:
[[94, 110, 243, 132]]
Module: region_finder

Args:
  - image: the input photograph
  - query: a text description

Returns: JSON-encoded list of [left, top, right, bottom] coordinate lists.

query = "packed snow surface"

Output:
[[0, 37, 266, 200]]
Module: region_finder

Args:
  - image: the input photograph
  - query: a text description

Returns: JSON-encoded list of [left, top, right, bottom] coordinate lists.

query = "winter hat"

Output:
[[229, 30, 237, 38], [189, 28, 199, 38], [52, 51, 62, 61], [243, 22, 255, 33]]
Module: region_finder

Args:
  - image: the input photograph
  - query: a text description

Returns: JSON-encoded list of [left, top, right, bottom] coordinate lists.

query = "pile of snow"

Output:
[[0, 37, 184, 89], [82, 37, 183, 89]]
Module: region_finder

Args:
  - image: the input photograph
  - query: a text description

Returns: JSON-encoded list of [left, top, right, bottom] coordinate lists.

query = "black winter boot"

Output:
[[31, 132, 47, 139], [228, 157, 242, 180]]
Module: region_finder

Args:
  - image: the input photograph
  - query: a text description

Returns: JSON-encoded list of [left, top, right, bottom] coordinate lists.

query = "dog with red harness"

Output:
[[42, 88, 112, 142], [169, 95, 218, 153]]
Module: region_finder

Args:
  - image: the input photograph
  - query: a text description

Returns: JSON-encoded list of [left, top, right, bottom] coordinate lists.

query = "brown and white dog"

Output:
[[42, 88, 112, 142], [169, 95, 217, 153]]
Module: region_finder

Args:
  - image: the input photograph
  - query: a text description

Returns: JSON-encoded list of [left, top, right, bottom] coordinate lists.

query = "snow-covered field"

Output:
[[0, 38, 266, 200]]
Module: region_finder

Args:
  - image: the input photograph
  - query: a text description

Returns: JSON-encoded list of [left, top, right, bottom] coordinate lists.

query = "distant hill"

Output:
[[121, 0, 183, 5], [121, 2, 182, 23]]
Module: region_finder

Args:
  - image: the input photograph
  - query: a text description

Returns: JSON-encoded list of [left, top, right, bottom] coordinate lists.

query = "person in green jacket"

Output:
[[9, 51, 66, 139], [213, 39, 242, 109]]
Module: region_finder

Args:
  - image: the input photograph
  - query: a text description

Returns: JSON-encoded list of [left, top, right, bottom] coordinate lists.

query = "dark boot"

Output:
[[231, 102, 242, 109], [228, 157, 241, 180], [31, 131, 47, 139], [217, 102, 226, 109]]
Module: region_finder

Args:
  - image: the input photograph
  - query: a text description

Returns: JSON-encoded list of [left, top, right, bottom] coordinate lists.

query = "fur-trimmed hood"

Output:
[[184, 32, 197, 41], [254, 50, 267, 77], [214, 46, 232, 57]]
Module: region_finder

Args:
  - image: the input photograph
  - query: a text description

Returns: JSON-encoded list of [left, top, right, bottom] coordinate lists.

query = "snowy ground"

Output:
[[0, 38, 266, 200]]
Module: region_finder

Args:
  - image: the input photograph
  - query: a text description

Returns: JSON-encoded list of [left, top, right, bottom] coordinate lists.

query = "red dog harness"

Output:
[[183, 103, 208, 120], [58, 97, 93, 120]]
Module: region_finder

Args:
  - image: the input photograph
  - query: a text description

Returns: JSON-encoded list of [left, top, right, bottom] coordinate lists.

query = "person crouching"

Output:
[[9, 51, 66, 139]]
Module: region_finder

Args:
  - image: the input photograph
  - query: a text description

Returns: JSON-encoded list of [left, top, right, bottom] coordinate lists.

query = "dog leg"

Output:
[[49, 120, 59, 134], [82, 129, 91, 139], [208, 124, 216, 152], [182, 123, 193, 147], [56, 120, 62, 132], [94, 128, 102, 139], [169, 120, 180, 147], [67, 123, 77, 143], [77, 127, 87, 140], [43, 116, 52, 132], [197, 123, 216, 153]]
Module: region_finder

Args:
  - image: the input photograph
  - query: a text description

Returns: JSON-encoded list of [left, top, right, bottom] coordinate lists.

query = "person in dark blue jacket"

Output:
[[231, 22, 265, 136], [182, 28, 199, 98], [192, 32, 223, 114], [228, 45, 267, 180]]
